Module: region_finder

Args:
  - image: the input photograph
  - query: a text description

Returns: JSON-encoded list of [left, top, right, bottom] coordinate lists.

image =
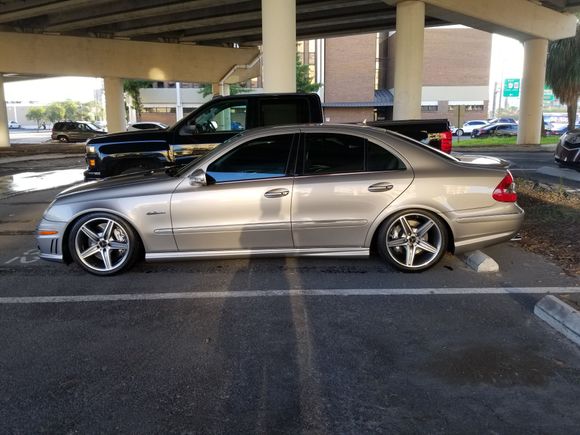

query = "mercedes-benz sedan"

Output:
[[37, 124, 524, 275]]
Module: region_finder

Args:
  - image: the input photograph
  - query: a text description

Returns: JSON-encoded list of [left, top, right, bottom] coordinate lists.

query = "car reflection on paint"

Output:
[[37, 124, 524, 276]]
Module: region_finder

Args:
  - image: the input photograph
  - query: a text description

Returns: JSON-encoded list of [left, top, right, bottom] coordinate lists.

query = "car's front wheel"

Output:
[[456, 129, 464, 137], [377, 210, 448, 272], [68, 213, 141, 276]]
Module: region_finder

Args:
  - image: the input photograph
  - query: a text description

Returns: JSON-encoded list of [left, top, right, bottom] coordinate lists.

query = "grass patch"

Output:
[[454, 136, 559, 147], [516, 178, 579, 276]]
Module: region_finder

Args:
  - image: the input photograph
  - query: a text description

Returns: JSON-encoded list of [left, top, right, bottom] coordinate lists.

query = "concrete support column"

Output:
[[103, 77, 126, 133], [393, 1, 425, 120], [0, 75, 9, 148], [517, 38, 548, 145], [261, 0, 296, 92]]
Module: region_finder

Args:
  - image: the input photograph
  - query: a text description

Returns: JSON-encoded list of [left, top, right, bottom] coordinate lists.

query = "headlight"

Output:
[[86, 145, 96, 153], [566, 134, 580, 144]]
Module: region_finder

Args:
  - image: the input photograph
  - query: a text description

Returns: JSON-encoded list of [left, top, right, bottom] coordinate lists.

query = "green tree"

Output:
[[26, 107, 45, 130], [124, 79, 153, 120], [45, 103, 65, 123], [546, 21, 580, 131], [296, 54, 321, 93], [61, 100, 79, 120]]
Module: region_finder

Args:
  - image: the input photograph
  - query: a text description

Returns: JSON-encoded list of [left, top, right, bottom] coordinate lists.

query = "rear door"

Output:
[[291, 131, 414, 248]]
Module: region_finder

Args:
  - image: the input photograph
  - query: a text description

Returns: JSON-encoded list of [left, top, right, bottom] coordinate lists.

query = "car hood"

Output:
[[86, 129, 170, 144], [56, 169, 181, 200]]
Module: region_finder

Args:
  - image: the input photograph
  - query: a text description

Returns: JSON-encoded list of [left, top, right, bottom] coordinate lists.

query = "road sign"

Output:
[[503, 78, 520, 97], [543, 86, 555, 102]]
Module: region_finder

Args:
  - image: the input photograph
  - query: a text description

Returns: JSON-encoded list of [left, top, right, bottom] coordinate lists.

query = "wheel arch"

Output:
[[367, 205, 456, 255], [62, 208, 146, 263]]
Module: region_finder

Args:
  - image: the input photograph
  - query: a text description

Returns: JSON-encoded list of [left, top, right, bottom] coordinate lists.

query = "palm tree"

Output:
[[545, 21, 580, 131]]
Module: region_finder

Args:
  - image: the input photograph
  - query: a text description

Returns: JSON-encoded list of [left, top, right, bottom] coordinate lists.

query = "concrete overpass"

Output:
[[0, 0, 578, 146]]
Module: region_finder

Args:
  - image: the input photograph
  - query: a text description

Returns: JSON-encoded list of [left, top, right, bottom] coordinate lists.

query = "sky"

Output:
[[3, 31, 526, 106], [4, 77, 103, 104]]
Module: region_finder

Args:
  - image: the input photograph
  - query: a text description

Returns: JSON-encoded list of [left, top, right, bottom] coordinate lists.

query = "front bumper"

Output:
[[36, 219, 68, 263]]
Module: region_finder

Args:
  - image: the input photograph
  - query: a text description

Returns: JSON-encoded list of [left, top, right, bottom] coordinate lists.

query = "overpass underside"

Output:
[[0, 0, 577, 145]]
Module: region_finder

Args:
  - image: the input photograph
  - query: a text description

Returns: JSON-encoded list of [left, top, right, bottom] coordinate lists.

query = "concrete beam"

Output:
[[0, 32, 260, 84], [0, 0, 108, 24], [103, 77, 126, 133], [45, 0, 247, 32], [383, 0, 577, 40]]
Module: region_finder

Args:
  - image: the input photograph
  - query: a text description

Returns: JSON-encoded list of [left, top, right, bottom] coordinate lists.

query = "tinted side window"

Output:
[[304, 133, 364, 175], [367, 141, 406, 171], [207, 134, 294, 183], [180, 100, 247, 135], [260, 99, 309, 127]]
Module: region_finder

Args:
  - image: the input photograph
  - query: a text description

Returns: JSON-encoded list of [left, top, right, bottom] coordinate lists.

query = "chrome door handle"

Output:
[[264, 188, 290, 198], [368, 182, 394, 192]]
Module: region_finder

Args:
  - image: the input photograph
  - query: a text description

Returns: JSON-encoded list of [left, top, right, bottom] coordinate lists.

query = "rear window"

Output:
[[260, 99, 310, 127]]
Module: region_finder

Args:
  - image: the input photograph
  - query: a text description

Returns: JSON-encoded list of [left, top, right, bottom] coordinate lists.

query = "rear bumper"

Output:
[[447, 204, 525, 254]]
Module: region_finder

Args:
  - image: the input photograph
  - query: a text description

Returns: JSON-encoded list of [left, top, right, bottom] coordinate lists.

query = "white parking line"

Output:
[[0, 287, 579, 304]]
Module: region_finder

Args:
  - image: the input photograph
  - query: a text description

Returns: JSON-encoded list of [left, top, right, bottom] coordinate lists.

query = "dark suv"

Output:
[[52, 121, 106, 143]]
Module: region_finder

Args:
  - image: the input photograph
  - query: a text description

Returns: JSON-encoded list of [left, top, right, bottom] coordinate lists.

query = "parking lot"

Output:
[[0, 155, 579, 433]]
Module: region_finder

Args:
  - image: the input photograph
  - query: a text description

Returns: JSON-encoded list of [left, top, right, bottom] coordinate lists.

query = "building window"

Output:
[[421, 105, 439, 112], [143, 107, 176, 113], [465, 105, 484, 112]]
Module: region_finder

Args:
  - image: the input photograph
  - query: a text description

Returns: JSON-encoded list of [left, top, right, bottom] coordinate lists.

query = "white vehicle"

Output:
[[8, 121, 21, 129], [456, 120, 488, 137], [127, 122, 168, 131]]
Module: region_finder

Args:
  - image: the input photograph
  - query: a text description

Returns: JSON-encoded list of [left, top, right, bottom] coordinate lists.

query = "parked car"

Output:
[[37, 124, 523, 276], [455, 120, 488, 136], [554, 128, 580, 170], [8, 121, 21, 129], [471, 123, 518, 138], [487, 117, 517, 125], [127, 122, 168, 131], [546, 122, 580, 136], [52, 121, 107, 143]]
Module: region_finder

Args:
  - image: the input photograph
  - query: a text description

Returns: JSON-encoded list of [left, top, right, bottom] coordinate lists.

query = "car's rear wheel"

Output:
[[57, 135, 69, 143], [377, 210, 448, 272], [456, 129, 464, 137], [68, 213, 141, 276]]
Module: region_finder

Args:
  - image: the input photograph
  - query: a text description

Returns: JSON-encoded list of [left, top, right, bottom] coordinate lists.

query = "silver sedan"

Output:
[[37, 124, 524, 275]]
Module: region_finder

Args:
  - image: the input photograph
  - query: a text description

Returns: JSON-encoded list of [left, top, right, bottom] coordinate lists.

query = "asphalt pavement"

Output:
[[0, 144, 579, 433]]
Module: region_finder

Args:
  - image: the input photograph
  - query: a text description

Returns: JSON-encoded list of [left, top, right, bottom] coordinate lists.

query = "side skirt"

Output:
[[146, 248, 370, 262]]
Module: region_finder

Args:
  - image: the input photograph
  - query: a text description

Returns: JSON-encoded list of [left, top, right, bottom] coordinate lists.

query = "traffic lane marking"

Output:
[[0, 287, 579, 304]]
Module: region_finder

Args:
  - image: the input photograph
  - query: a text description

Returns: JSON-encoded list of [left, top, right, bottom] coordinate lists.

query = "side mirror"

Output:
[[189, 169, 207, 186]]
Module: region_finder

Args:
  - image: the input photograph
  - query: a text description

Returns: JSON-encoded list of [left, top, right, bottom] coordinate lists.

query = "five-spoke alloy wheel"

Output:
[[69, 213, 140, 276], [378, 210, 448, 272]]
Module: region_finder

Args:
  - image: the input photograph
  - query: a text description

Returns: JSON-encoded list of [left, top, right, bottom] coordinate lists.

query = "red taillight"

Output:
[[493, 171, 517, 202], [440, 130, 453, 154]]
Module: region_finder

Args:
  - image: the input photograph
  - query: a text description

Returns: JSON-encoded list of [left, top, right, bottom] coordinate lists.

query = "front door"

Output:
[[171, 133, 297, 252]]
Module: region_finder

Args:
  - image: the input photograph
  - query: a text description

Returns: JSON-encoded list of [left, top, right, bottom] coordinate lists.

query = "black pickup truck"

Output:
[[84, 93, 323, 179], [84, 93, 451, 179]]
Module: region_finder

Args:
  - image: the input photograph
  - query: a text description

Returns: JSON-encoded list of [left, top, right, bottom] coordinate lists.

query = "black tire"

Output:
[[68, 212, 141, 276], [377, 209, 448, 272], [57, 135, 69, 143], [456, 129, 464, 137]]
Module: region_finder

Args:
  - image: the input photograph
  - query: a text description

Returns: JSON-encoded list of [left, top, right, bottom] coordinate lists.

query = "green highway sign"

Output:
[[503, 78, 520, 97], [543, 86, 555, 102]]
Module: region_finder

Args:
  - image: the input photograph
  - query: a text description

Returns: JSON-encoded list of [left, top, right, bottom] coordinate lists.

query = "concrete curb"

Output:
[[461, 250, 499, 273], [534, 295, 580, 347]]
